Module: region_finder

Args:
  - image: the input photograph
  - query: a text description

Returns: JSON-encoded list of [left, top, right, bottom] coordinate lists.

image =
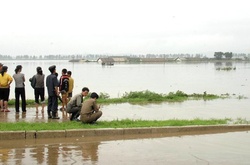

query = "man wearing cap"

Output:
[[46, 65, 60, 119]]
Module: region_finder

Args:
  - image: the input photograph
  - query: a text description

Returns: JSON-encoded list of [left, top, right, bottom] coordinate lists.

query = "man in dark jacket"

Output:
[[46, 65, 60, 119]]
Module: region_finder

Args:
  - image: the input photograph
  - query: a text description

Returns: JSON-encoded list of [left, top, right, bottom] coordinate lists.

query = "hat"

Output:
[[48, 65, 56, 73], [0, 63, 3, 66]]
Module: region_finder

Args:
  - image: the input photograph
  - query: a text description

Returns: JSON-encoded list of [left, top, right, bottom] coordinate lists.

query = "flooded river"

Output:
[[0, 131, 249, 164], [2, 60, 250, 99], [1, 60, 250, 164]]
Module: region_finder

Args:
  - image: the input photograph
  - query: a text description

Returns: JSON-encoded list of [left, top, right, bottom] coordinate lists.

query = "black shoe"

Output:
[[90, 121, 97, 125], [48, 112, 52, 118], [70, 114, 74, 121], [52, 112, 60, 119], [52, 116, 60, 119], [70, 112, 77, 121]]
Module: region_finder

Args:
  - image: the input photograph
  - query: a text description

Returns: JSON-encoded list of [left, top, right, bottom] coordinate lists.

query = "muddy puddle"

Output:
[[0, 131, 249, 164]]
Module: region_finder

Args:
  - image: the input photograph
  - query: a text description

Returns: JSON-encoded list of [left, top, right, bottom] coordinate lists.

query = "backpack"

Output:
[[29, 75, 36, 89], [59, 75, 69, 92]]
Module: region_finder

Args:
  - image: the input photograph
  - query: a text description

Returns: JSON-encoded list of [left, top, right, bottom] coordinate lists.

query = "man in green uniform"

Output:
[[80, 92, 102, 124]]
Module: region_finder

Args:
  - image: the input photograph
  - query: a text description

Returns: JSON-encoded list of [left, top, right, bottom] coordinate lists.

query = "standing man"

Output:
[[80, 92, 102, 124], [46, 65, 59, 119], [67, 70, 74, 101], [66, 87, 89, 121], [13, 65, 26, 113]]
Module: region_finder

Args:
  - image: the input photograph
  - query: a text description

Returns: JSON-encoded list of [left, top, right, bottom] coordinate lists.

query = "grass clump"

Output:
[[0, 118, 230, 131], [98, 90, 225, 104]]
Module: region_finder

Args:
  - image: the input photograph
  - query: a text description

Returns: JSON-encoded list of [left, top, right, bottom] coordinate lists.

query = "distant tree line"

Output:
[[214, 52, 233, 59], [0, 53, 250, 60]]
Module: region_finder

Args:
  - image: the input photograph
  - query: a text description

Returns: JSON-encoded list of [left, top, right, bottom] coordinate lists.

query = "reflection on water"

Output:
[[0, 139, 100, 164], [0, 131, 250, 164], [101, 99, 250, 121]]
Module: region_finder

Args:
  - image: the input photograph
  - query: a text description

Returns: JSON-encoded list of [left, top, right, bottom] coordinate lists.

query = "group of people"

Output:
[[0, 63, 102, 124]]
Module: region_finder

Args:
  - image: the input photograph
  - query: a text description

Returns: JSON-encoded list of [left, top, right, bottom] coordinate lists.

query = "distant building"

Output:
[[97, 57, 115, 65]]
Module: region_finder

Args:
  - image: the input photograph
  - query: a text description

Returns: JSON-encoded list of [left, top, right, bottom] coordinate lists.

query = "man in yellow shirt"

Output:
[[67, 71, 74, 101]]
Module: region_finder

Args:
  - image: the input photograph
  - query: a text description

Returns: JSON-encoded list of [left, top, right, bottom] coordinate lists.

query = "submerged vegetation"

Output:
[[0, 118, 231, 131], [97, 90, 229, 104], [8, 90, 235, 106], [216, 67, 236, 71]]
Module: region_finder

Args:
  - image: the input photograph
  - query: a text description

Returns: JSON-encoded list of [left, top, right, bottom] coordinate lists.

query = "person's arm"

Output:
[[53, 76, 59, 96], [8, 75, 13, 87], [76, 95, 82, 107], [93, 101, 100, 112], [55, 86, 59, 96]]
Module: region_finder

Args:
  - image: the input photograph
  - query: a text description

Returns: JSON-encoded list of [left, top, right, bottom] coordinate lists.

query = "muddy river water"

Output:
[[0, 131, 250, 164]]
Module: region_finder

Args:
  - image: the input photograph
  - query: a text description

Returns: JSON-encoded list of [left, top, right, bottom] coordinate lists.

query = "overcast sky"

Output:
[[0, 0, 250, 57]]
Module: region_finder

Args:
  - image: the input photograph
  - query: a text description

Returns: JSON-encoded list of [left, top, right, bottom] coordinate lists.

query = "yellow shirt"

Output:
[[68, 77, 74, 93], [0, 73, 13, 88]]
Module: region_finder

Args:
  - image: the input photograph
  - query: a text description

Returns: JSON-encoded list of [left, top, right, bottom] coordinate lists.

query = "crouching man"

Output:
[[80, 92, 102, 124], [66, 87, 89, 121]]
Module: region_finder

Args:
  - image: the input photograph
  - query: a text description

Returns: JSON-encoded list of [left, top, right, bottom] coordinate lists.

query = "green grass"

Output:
[[0, 118, 231, 131], [7, 90, 233, 106]]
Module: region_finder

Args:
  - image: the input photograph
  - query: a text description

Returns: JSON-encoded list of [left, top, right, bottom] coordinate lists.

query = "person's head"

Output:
[[49, 65, 56, 73], [36, 66, 43, 75], [90, 92, 99, 99], [82, 87, 89, 96], [1, 66, 8, 76], [14, 65, 22, 74], [67, 71, 72, 77], [0, 63, 3, 70], [62, 68, 67, 75]]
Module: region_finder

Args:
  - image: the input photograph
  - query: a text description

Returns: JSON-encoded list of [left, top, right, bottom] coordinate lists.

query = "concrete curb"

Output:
[[0, 124, 249, 140]]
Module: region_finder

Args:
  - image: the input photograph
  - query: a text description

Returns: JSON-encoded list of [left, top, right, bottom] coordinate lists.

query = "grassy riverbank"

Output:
[[8, 90, 231, 106], [0, 118, 233, 131]]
